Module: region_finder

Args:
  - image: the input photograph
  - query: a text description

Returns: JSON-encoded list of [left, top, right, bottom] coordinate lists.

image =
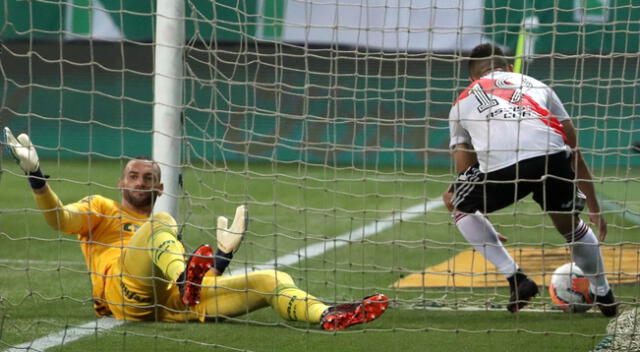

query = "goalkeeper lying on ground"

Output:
[[3, 127, 388, 330]]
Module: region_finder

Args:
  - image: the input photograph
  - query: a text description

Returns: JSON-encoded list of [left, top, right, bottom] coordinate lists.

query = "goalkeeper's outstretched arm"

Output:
[[4, 127, 45, 190], [3, 127, 87, 233]]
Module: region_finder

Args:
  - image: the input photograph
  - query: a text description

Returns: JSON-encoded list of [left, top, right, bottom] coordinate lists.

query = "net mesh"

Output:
[[594, 308, 640, 351], [0, 0, 639, 351]]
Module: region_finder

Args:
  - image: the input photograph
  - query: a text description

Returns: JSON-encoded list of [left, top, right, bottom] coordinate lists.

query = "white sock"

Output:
[[569, 221, 611, 296], [454, 211, 519, 278]]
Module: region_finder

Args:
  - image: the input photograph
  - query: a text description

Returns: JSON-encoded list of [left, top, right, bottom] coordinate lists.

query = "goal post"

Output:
[[152, 0, 184, 218]]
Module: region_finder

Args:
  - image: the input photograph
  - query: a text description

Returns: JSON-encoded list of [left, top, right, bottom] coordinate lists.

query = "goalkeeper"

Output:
[[3, 127, 388, 330]]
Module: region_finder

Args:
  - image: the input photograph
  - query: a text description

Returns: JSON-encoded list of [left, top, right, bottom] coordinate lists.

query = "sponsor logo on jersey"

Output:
[[123, 223, 140, 233]]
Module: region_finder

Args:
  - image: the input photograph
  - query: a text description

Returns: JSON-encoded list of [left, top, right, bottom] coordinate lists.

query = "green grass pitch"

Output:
[[0, 158, 638, 351]]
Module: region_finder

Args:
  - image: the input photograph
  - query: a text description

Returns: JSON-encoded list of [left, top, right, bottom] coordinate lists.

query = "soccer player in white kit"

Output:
[[447, 43, 617, 316]]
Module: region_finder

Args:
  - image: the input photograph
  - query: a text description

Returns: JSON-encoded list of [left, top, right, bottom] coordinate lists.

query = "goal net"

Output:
[[1, 0, 638, 351]]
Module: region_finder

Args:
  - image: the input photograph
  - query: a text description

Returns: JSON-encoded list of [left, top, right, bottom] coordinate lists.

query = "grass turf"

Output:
[[0, 158, 638, 351]]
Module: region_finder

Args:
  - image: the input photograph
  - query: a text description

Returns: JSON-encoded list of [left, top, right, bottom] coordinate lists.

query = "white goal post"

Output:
[[152, 0, 184, 218]]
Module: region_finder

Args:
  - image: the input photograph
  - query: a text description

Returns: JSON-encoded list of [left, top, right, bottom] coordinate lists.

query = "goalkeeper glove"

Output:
[[216, 205, 248, 254], [4, 127, 47, 189], [213, 205, 248, 274]]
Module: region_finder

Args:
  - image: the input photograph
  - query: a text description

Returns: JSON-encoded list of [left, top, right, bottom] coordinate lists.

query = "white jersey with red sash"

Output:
[[449, 71, 570, 173]]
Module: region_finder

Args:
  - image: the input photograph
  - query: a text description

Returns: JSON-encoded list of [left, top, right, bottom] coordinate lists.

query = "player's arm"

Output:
[[4, 127, 87, 233], [560, 120, 608, 240], [448, 101, 477, 174], [213, 205, 248, 275], [452, 143, 478, 174]]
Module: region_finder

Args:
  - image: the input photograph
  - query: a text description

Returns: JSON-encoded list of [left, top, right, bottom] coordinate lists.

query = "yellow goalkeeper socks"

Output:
[[144, 214, 185, 282], [150, 231, 185, 282], [271, 285, 329, 323]]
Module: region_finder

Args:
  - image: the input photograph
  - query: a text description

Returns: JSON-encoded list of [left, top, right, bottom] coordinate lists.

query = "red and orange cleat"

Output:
[[320, 294, 389, 330], [178, 244, 214, 306]]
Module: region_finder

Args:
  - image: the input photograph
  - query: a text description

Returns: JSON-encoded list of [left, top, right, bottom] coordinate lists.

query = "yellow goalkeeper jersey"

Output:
[[34, 189, 148, 316]]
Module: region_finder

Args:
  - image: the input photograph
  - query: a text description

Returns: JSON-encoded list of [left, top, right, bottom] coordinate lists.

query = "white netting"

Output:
[[0, 1, 639, 351], [593, 308, 640, 351]]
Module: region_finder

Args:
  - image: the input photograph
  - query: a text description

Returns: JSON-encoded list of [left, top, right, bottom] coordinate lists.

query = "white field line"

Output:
[[4, 318, 123, 352], [2, 199, 444, 352], [600, 198, 640, 225], [252, 199, 443, 270], [412, 306, 599, 313], [0, 259, 84, 266]]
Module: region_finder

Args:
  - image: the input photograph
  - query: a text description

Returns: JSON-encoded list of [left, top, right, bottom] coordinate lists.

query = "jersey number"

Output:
[[471, 84, 498, 112]]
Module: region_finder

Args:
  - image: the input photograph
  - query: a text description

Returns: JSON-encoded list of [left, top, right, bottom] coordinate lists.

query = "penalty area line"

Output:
[[2, 199, 444, 351]]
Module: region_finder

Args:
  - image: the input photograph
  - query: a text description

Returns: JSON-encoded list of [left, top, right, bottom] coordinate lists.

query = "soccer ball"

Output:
[[549, 263, 593, 313]]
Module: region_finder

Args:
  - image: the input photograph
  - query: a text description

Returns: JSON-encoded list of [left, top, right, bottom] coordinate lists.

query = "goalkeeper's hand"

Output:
[[4, 127, 40, 173], [216, 205, 248, 254]]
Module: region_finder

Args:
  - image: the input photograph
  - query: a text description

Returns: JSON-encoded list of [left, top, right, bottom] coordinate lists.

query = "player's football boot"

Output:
[[178, 244, 214, 306], [507, 272, 539, 313], [594, 289, 618, 317], [320, 294, 389, 330]]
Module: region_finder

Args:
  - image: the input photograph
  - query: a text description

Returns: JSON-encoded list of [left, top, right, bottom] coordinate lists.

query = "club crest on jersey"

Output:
[[123, 223, 140, 233]]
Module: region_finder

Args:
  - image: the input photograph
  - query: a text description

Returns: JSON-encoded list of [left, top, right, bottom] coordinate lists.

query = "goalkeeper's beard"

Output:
[[122, 188, 158, 208]]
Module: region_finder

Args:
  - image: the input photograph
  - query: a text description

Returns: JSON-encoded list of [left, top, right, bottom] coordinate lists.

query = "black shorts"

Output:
[[450, 152, 586, 214]]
